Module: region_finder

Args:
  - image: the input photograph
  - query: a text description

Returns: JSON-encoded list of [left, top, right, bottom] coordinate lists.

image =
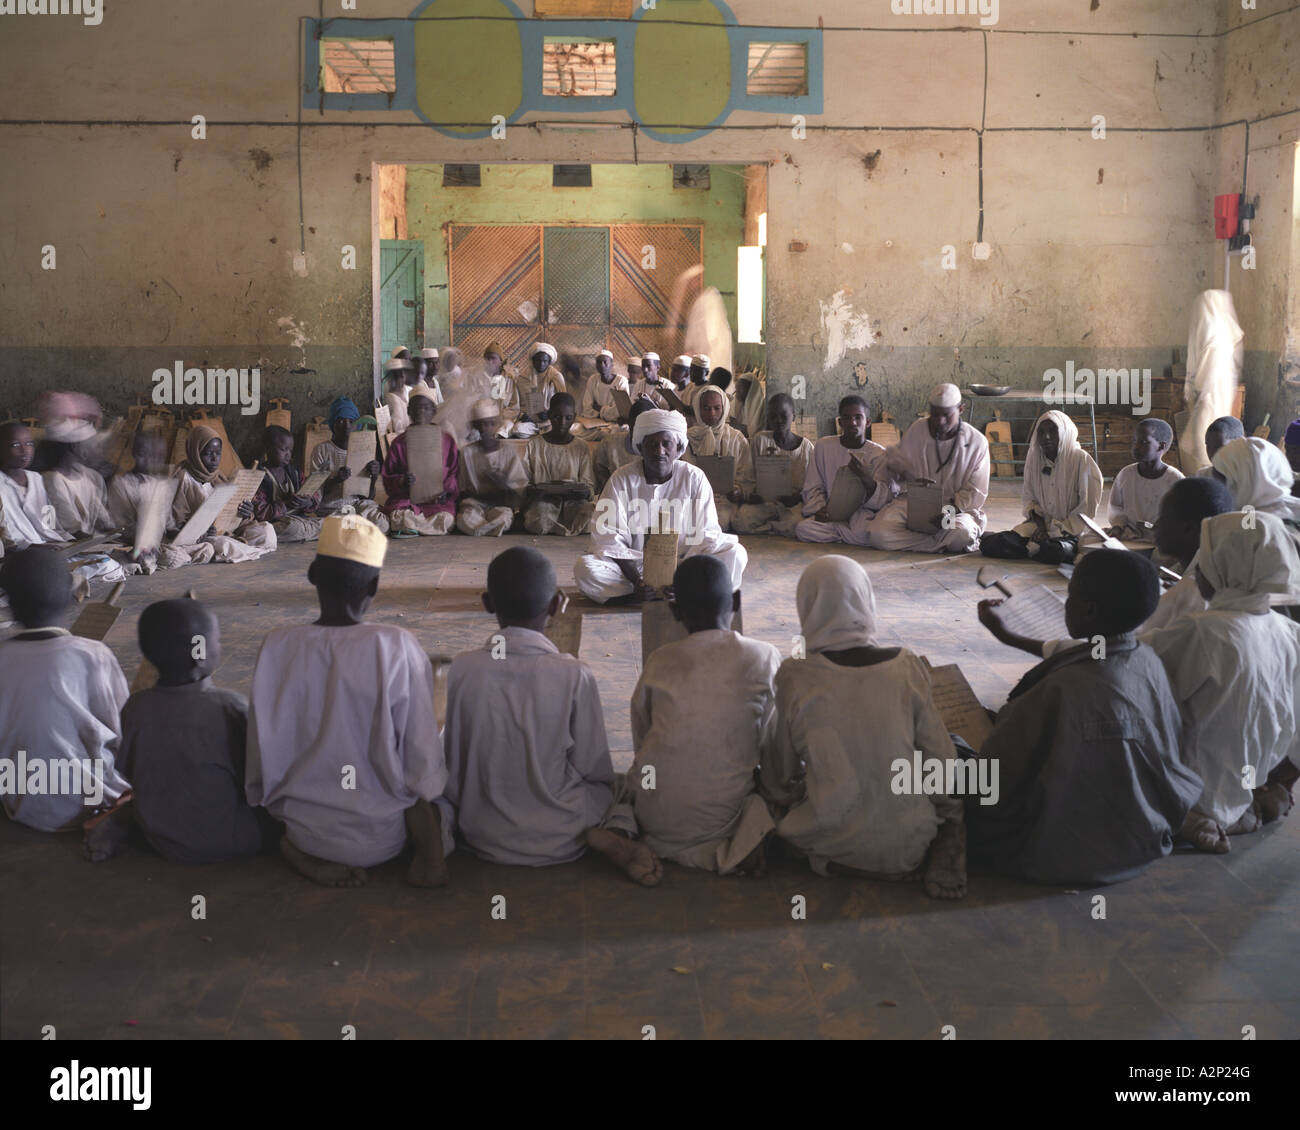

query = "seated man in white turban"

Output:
[[573, 408, 748, 604], [508, 342, 566, 438], [868, 383, 990, 554]]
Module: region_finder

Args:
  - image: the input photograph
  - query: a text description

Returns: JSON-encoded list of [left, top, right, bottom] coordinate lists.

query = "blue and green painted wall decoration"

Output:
[[303, 0, 823, 143]]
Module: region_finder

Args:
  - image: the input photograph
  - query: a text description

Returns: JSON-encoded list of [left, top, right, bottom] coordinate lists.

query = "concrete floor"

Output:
[[2, 482, 1297, 1040]]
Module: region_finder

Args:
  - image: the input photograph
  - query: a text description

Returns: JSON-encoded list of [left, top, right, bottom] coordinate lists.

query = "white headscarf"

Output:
[[687, 385, 730, 455], [632, 408, 688, 452], [1022, 409, 1094, 527], [1212, 436, 1300, 524], [796, 555, 879, 653], [1198, 511, 1300, 614], [532, 342, 558, 365], [1186, 290, 1244, 380]]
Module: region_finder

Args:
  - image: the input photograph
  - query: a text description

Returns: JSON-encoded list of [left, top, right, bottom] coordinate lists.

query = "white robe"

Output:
[[43, 466, 111, 538], [626, 629, 779, 872], [508, 367, 565, 437], [170, 468, 276, 562], [0, 632, 130, 832], [308, 440, 390, 534], [246, 622, 453, 868], [870, 419, 991, 553], [733, 430, 815, 536], [443, 627, 632, 866], [456, 440, 527, 536], [795, 436, 891, 546], [1180, 290, 1243, 471], [0, 470, 67, 550], [580, 374, 631, 422], [1108, 462, 1184, 537], [1014, 410, 1103, 539], [630, 378, 669, 409], [1143, 513, 1300, 826], [767, 649, 959, 876], [683, 419, 754, 530], [573, 459, 747, 601]]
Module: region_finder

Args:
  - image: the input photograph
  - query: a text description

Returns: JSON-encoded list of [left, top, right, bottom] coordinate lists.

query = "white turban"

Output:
[[929, 382, 962, 409], [1212, 436, 1300, 524], [632, 408, 688, 451], [46, 417, 98, 444], [532, 342, 558, 364]]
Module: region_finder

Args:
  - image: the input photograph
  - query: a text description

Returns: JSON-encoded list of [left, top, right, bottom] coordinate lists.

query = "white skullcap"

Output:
[[384, 358, 411, 372], [532, 342, 558, 364], [391, 345, 410, 358], [628, 357, 642, 367], [929, 382, 962, 409], [632, 408, 688, 451], [597, 349, 614, 360], [408, 382, 437, 403], [420, 348, 439, 359], [642, 351, 660, 362], [470, 398, 500, 422], [691, 354, 711, 368], [673, 354, 693, 369]]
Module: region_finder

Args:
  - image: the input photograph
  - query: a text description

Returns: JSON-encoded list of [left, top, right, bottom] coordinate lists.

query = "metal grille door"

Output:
[[448, 224, 541, 370], [449, 223, 703, 367]]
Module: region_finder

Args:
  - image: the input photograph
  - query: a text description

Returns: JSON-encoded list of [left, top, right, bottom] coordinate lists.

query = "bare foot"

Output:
[[1225, 804, 1262, 836], [1255, 783, 1293, 825], [585, 827, 662, 887], [1178, 810, 1230, 854], [82, 795, 133, 863], [923, 820, 967, 900], [280, 836, 368, 887], [404, 799, 449, 888]]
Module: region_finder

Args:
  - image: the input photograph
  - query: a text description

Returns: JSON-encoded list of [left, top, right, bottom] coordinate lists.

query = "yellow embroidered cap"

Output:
[[317, 515, 387, 569]]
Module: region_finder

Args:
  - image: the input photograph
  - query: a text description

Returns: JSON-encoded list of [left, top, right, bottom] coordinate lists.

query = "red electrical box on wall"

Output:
[[1215, 193, 1241, 239]]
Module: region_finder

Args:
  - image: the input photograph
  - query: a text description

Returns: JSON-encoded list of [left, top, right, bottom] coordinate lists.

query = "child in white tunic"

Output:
[[732, 393, 814, 537], [621, 555, 780, 873], [443, 547, 659, 884], [682, 386, 753, 532], [579, 350, 631, 423], [1107, 418, 1184, 541], [171, 425, 276, 562], [0, 422, 68, 550], [0, 547, 131, 858], [795, 396, 892, 547], [764, 556, 966, 898], [41, 438, 112, 540], [246, 516, 453, 888], [456, 400, 527, 537], [1143, 512, 1300, 847], [523, 393, 595, 536]]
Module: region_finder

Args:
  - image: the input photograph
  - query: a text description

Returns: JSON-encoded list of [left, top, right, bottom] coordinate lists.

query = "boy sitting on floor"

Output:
[[795, 396, 891, 547], [619, 555, 780, 874], [245, 515, 453, 888], [381, 383, 459, 537], [119, 599, 266, 864], [251, 425, 324, 544], [732, 393, 815, 537], [0, 420, 68, 550], [310, 397, 389, 533], [973, 550, 1202, 883], [455, 399, 527, 537], [1107, 417, 1183, 542], [523, 392, 596, 536], [442, 546, 660, 885], [0, 546, 131, 859]]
